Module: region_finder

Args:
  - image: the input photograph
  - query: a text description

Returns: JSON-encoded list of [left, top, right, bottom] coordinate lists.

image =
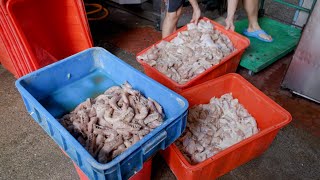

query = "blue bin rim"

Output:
[[15, 47, 189, 170]]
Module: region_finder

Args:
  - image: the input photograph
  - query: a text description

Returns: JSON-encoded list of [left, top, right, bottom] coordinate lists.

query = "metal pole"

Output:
[[259, 0, 266, 17], [273, 0, 312, 12]]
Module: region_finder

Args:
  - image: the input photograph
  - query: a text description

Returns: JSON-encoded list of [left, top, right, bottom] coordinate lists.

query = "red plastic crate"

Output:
[[0, 26, 19, 76], [0, 7, 28, 77], [136, 17, 250, 93], [161, 73, 292, 180], [73, 159, 152, 180], [0, 0, 92, 77]]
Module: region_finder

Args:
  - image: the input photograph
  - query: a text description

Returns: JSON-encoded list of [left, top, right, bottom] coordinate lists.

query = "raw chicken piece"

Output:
[[197, 20, 214, 32], [200, 33, 215, 47], [187, 23, 197, 30], [156, 40, 169, 49], [171, 36, 185, 45]]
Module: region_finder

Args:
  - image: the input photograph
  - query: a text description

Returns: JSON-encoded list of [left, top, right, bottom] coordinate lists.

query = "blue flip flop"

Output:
[[243, 29, 273, 42]]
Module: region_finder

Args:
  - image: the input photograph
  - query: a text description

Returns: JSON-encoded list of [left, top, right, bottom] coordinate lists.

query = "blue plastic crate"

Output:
[[15, 47, 189, 180]]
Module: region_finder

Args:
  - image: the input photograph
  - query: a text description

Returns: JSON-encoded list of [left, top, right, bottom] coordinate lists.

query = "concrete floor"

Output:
[[1, 1, 320, 180]]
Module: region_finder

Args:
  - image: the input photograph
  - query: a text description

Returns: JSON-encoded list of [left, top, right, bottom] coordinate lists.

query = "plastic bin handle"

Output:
[[142, 130, 167, 155]]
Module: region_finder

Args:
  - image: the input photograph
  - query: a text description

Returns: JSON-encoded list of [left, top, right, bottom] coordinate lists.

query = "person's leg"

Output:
[[174, 6, 183, 31], [162, 0, 183, 38], [243, 0, 272, 41]]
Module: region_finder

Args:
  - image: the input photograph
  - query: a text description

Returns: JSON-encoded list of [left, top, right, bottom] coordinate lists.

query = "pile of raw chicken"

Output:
[[175, 93, 258, 164], [59, 82, 164, 163], [138, 20, 235, 84]]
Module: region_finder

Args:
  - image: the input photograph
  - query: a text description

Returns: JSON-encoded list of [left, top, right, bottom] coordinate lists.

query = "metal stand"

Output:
[[259, 0, 265, 17], [281, 0, 320, 103]]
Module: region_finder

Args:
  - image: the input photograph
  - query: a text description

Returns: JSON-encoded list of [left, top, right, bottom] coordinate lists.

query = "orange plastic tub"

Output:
[[73, 159, 152, 180], [136, 17, 250, 93], [161, 73, 292, 180]]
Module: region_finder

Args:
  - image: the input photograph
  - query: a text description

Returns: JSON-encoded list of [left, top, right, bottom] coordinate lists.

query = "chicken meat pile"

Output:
[[175, 93, 258, 164], [59, 82, 164, 163], [138, 20, 235, 84]]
